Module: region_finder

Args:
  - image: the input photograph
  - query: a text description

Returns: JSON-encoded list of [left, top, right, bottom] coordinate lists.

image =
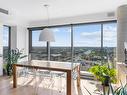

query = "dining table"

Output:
[[12, 60, 81, 95]]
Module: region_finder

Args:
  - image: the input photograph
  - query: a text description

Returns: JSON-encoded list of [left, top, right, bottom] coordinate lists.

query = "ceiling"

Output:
[[0, 0, 127, 25]]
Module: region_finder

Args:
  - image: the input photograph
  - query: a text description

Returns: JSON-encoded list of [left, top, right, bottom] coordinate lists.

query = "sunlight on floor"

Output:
[[2, 75, 104, 95], [13, 76, 102, 95]]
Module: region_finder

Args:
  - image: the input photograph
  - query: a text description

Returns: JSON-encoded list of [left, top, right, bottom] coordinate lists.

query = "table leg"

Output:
[[13, 64, 17, 88], [67, 70, 72, 95], [77, 65, 80, 87]]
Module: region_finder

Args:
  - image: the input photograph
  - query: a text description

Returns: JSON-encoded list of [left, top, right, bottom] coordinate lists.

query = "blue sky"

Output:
[[32, 23, 116, 47], [3, 26, 9, 46], [74, 24, 101, 47]]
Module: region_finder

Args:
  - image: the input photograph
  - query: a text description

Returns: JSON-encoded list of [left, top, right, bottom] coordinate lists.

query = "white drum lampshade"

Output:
[[39, 28, 55, 42]]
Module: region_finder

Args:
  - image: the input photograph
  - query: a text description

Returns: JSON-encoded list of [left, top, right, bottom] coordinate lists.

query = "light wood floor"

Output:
[[0, 76, 101, 95]]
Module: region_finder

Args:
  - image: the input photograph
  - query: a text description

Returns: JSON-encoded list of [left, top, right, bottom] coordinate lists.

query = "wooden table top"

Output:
[[14, 60, 80, 72]]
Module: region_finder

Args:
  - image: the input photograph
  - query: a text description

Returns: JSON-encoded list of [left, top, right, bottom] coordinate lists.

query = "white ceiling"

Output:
[[0, 0, 127, 25]]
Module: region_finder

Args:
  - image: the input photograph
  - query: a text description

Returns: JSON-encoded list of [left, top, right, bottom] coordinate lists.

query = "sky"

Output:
[[3, 26, 9, 46], [32, 22, 117, 47]]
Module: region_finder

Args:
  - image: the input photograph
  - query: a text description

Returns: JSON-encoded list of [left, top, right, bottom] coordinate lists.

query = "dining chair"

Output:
[[50, 71, 66, 94]]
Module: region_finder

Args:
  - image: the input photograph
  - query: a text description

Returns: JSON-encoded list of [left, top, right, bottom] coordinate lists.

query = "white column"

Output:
[[0, 23, 3, 76], [17, 26, 28, 61], [117, 5, 127, 62], [11, 25, 28, 61], [11, 26, 17, 49]]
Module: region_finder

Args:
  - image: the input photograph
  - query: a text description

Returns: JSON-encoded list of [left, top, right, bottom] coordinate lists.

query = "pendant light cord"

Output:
[[44, 4, 50, 27]]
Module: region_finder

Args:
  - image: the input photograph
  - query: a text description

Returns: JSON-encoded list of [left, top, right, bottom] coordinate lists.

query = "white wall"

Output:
[[17, 26, 29, 61], [29, 12, 116, 27], [11, 25, 29, 61], [11, 26, 17, 49], [117, 5, 127, 62], [17, 26, 27, 50]]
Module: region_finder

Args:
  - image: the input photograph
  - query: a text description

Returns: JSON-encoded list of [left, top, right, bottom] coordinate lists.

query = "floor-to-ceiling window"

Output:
[[31, 30, 47, 60], [3, 26, 10, 60], [30, 26, 71, 61], [72, 22, 117, 71], [29, 21, 117, 71], [73, 24, 101, 71], [50, 26, 71, 61], [103, 22, 117, 66]]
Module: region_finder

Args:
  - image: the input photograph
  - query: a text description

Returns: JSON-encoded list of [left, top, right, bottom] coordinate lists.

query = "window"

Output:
[[31, 30, 47, 60], [103, 23, 117, 64], [29, 21, 117, 71], [73, 24, 101, 70], [3, 26, 10, 60], [50, 26, 71, 61]]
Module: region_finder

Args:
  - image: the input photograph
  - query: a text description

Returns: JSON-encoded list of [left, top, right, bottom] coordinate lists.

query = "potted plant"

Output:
[[105, 81, 127, 95], [83, 82, 127, 95], [85, 82, 127, 95], [113, 82, 127, 95], [4, 48, 27, 76], [89, 64, 117, 86]]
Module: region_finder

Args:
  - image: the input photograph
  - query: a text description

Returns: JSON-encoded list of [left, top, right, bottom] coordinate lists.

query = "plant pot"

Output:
[[3, 68, 7, 75], [102, 75, 110, 86], [6, 63, 12, 76]]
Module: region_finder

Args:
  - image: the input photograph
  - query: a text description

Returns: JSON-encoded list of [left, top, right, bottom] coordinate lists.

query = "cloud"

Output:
[[79, 25, 116, 47], [3, 34, 9, 46], [32, 41, 46, 47], [52, 28, 60, 32], [81, 31, 101, 40], [3, 34, 8, 39], [74, 41, 100, 47], [3, 40, 8, 46], [103, 25, 116, 31], [103, 25, 117, 46], [52, 28, 71, 33]]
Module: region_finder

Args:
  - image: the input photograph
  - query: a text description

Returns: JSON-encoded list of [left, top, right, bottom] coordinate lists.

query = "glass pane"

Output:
[[50, 26, 71, 62], [31, 30, 47, 60], [3, 26, 9, 60], [73, 24, 101, 71], [103, 23, 117, 64], [3, 26, 9, 47]]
